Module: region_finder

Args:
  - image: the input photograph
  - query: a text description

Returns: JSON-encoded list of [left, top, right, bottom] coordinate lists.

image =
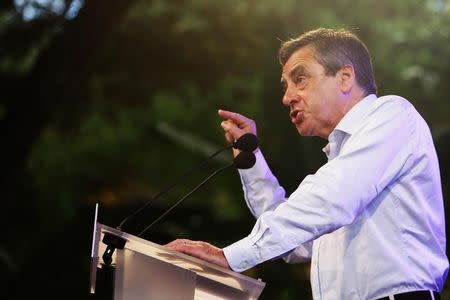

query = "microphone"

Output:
[[136, 150, 256, 237], [230, 150, 256, 169], [233, 133, 258, 152], [117, 133, 258, 231]]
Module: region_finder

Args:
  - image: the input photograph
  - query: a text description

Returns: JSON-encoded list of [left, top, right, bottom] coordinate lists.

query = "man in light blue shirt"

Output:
[[167, 28, 449, 300]]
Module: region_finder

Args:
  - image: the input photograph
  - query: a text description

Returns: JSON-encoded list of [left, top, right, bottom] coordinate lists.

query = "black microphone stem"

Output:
[[137, 163, 233, 237], [117, 145, 232, 231]]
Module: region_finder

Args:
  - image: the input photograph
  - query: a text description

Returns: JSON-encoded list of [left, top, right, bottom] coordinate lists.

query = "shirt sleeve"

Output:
[[224, 99, 415, 272], [237, 149, 287, 217], [237, 149, 314, 263]]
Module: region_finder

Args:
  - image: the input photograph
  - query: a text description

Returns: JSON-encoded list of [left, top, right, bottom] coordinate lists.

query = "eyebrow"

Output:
[[289, 64, 307, 78], [280, 64, 307, 86]]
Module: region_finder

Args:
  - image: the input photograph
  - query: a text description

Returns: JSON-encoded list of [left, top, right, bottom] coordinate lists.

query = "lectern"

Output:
[[89, 216, 265, 299]]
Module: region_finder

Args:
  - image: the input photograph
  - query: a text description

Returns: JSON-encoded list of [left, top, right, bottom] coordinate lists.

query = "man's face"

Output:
[[281, 46, 344, 139]]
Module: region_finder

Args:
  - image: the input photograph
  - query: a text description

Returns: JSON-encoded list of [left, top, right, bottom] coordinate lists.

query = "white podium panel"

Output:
[[90, 223, 265, 300]]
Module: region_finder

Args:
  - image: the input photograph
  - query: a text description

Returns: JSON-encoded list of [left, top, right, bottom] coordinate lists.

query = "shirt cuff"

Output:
[[223, 236, 260, 272], [238, 149, 270, 181]]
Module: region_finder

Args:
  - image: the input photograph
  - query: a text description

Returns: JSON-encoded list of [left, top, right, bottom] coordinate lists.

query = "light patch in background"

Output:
[[14, 0, 85, 21], [428, 0, 449, 13]]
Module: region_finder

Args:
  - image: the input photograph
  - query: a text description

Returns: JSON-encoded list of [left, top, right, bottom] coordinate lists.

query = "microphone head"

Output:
[[233, 133, 259, 152], [233, 151, 256, 169]]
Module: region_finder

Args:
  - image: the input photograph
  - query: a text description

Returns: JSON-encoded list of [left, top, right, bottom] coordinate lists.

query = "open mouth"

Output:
[[290, 109, 302, 123]]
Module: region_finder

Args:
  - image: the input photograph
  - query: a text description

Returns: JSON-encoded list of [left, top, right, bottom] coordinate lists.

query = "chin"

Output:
[[296, 127, 308, 136], [294, 120, 311, 136], [297, 126, 315, 137]]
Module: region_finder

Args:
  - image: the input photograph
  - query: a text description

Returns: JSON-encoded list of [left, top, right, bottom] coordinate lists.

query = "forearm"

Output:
[[238, 150, 287, 217]]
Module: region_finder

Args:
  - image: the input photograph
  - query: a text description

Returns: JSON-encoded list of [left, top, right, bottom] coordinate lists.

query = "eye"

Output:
[[281, 81, 287, 92], [295, 75, 306, 85], [293, 75, 309, 89]]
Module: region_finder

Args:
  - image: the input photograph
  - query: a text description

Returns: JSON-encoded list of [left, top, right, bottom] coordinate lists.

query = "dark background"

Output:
[[1, 1, 449, 299]]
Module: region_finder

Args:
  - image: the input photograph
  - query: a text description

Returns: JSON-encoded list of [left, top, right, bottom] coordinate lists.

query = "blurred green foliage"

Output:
[[1, 0, 450, 299]]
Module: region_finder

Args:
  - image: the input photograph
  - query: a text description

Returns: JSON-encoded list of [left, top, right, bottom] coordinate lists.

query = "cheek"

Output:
[[307, 93, 327, 115], [314, 87, 336, 115]]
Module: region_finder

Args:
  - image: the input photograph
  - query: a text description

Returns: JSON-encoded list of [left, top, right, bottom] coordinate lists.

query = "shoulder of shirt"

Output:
[[373, 94, 414, 111], [366, 95, 419, 124], [366, 95, 429, 142], [336, 94, 414, 135], [372, 95, 427, 125]]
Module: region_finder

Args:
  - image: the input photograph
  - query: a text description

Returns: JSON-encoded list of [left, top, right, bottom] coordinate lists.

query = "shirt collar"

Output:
[[334, 94, 377, 136], [322, 94, 377, 157]]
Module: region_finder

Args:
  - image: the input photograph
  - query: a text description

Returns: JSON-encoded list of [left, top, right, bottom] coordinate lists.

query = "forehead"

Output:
[[281, 46, 323, 79]]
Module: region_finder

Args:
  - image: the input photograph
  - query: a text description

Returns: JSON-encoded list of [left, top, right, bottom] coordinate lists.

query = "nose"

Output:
[[282, 85, 297, 107]]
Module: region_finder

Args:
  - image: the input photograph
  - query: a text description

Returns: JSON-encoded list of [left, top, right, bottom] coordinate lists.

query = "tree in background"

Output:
[[1, 0, 449, 299]]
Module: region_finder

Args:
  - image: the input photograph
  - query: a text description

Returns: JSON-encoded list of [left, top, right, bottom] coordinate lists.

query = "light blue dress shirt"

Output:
[[223, 94, 449, 300]]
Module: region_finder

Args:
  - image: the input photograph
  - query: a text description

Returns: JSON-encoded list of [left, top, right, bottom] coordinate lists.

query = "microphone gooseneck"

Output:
[[117, 145, 230, 230], [137, 151, 256, 237], [117, 133, 258, 231]]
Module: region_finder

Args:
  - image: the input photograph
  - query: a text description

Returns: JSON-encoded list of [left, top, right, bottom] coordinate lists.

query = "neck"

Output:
[[343, 89, 367, 115], [322, 89, 368, 139]]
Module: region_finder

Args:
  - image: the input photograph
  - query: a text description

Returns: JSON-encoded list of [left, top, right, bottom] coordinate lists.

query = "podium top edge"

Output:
[[95, 222, 266, 289]]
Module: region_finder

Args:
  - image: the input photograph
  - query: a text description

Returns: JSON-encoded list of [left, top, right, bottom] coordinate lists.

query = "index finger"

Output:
[[218, 109, 247, 125]]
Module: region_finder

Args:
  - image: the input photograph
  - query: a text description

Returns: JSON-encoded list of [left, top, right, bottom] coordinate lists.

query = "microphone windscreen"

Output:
[[233, 133, 259, 151], [233, 151, 256, 169]]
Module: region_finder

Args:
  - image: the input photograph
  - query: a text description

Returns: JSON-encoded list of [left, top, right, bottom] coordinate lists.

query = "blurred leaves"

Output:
[[1, 0, 450, 299]]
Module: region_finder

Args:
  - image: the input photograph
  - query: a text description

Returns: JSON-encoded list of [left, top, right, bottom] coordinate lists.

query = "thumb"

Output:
[[221, 120, 247, 142]]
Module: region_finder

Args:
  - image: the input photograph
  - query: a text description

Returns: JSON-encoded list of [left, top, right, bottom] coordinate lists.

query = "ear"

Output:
[[339, 65, 356, 94]]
